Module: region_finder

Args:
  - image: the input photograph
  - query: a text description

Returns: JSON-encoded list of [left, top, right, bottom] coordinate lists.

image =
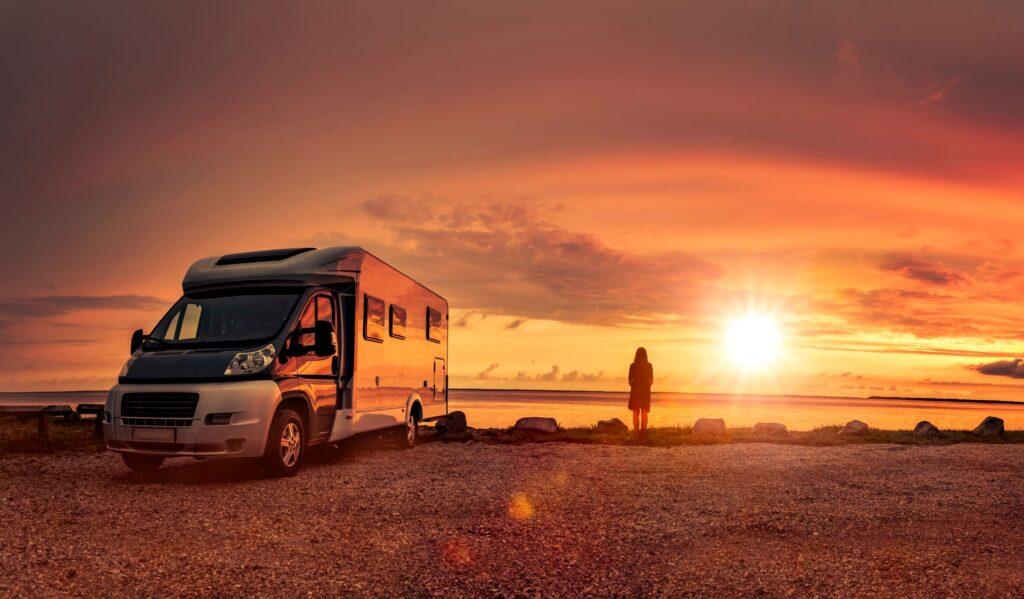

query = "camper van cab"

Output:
[[104, 247, 448, 475]]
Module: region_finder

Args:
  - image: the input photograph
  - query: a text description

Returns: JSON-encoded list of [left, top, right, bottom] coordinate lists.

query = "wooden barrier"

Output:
[[77, 404, 106, 438], [0, 405, 75, 443]]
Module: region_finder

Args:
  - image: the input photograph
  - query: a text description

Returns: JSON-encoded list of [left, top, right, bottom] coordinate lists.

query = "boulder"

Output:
[[435, 411, 467, 436], [595, 418, 629, 435], [692, 418, 726, 436], [913, 421, 940, 437], [840, 420, 870, 435], [513, 417, 559, 434], [752, 422, 788, 436], [972, 416, 1004, 437]]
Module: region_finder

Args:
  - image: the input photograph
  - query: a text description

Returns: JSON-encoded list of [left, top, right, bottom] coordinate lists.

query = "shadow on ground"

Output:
[[113, 427, 412, 485]]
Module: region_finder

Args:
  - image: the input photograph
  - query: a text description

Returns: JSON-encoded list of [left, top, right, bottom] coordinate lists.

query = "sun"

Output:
[[725, 313, 783, 370]]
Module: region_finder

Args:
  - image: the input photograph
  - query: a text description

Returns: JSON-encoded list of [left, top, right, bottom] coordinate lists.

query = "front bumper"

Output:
[[104, 381, 281, 459]]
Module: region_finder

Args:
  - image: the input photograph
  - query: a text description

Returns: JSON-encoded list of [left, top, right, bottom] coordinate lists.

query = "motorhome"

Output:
[[104, 247, 448, 475]]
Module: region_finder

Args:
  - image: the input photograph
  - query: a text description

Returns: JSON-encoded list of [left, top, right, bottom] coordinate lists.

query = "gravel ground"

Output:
[[1, 440, 1022, 597]]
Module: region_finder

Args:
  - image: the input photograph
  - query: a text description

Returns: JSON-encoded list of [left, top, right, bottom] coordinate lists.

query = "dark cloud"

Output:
[[537, 365, 561, 382], [562, 369, 608, 383], [0, 295, 166, 320], [506, 319, 527, 330], [799, 341, 1014, 359], [350, 199, 722, 326], [476, 363, 500, 380], [506, 364, 618, 385], [973, 359, 1024, 379], [878, 253, 965, 285], [824, 288, 985, 339]]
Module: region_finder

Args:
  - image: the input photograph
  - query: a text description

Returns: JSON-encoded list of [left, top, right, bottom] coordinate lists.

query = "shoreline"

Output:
[[433, 424, 1024, 447], [4, 388, 1024, 407], [2, 417, 1023, 458]]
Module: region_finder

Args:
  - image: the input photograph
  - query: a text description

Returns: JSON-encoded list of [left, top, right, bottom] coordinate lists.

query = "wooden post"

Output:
[[37, 412, 50, 442]]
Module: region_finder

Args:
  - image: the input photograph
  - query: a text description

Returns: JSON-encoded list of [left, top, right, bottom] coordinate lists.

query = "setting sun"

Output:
[[725, 313, 783, 370]]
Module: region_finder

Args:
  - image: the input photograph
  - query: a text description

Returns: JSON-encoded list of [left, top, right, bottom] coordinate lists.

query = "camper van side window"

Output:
[[364, 295, 385, 342], [390, 305, 407, 339], [426, 307, 442, 343]]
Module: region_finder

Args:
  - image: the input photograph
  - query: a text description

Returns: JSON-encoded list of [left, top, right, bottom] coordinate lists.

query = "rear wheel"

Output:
[[121, 453, 164, 473], [400, 408, 419, 448], [263, 408, 304, 477]]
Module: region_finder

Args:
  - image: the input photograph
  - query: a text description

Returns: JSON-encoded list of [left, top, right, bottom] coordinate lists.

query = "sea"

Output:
[[2, 388, 1023, 431]]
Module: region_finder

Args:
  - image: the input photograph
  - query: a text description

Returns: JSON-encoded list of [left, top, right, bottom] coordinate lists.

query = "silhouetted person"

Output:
[[628, 347, 653, 437]]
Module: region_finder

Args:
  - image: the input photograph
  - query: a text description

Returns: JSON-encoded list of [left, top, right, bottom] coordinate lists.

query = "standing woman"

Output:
[[628, 347, 653, 437]]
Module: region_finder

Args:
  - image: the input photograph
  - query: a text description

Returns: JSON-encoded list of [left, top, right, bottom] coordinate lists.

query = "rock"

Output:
[[692, 418, 726, 436], [913, 421, 940, 437], [752, 422, 788, 436], [513, 417, 559, 434], [435, 411, 467, 436], [972, 416, 1004, 436], [595, 418, 629, 435], [840, 420, 869, 435]]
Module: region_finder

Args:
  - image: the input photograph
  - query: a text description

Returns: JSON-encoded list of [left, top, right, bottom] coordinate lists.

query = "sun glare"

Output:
[[725, 313, 783, 370]]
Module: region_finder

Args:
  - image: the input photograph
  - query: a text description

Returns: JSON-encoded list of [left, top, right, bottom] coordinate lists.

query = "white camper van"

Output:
[[104, 247, 448, 475]]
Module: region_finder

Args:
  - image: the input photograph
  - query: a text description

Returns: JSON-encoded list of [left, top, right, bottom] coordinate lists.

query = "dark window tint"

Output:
[[364, 295, 385, 341], [390, 305, 407, 339], [426, 307, 443, 343], [151, 292, 299, 345]]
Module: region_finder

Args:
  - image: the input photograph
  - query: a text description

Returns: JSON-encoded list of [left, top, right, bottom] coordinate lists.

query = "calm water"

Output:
[[449, 389, 1024, 431], [3, 389, 1023, 431]]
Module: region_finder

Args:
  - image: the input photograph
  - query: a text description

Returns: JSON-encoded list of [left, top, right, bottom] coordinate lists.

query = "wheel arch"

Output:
[[406, 393, 424, 422], [277, 391, 314, 442]]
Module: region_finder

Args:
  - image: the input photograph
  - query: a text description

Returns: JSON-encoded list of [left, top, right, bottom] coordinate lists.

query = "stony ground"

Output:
[[1, 440, 1022, 597]]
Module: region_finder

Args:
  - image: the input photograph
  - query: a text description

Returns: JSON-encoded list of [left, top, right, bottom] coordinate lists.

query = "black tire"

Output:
[[262, 408, 305, 477], [121, 453, 164, 473], [400, 408, 419, 449]]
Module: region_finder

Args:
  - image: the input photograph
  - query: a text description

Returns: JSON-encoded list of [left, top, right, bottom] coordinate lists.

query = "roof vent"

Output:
[[215, 248, 315, 266]]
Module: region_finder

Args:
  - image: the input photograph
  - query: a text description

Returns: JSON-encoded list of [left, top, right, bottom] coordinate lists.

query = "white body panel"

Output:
[[328, 252, 448, 441], [105, 381, 282, 458]]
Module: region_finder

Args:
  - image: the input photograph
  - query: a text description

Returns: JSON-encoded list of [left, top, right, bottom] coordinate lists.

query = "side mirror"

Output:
[[130, 329, 145, 354], [314, 320, 336, 357]]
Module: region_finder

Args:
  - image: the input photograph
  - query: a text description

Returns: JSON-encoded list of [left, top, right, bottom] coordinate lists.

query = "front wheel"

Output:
[[121, 453, 164, 473], [262, 408, 304, 477], [400, 409, 419, 448]]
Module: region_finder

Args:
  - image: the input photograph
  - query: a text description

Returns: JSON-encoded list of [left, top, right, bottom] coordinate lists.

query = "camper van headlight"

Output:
[[225, 343, 276, 376]]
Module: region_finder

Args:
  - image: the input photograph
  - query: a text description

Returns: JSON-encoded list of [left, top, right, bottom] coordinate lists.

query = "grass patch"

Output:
[[466, 425, 1024, 447], [0, 417, 105, 457]]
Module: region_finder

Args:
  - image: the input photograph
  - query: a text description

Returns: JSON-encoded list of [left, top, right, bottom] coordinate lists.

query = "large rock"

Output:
[[752, 422, 788, 436], [972, 416, 1004, 437], [692, 418, 726, 436], [913, 421, 940, 437], [840, 420, 870, 435], [595, 418, 629, 435], [434, 411, 467, 436], [513, 417, 559, 434]]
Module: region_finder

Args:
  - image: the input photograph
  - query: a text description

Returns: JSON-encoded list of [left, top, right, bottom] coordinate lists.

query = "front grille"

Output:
[[121, 392, 199, 419], [122, 417, 193, 427]]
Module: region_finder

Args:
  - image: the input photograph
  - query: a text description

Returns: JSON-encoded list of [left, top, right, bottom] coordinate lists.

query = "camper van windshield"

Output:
[[148, 290, 301, 348]]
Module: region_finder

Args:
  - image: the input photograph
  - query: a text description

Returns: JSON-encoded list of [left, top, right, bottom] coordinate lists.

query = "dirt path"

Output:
[[1, 442, 1022, 597]]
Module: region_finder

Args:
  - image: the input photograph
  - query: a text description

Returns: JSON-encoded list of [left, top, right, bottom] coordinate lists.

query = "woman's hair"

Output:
[[633, 347, 648, 364]]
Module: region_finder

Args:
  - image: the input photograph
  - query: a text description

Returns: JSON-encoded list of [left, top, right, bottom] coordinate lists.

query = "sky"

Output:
[[3, 0, 1024, 398]]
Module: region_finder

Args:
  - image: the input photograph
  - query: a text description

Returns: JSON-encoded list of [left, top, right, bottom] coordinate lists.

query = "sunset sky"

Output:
[[4, 1, 1024, 398]]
